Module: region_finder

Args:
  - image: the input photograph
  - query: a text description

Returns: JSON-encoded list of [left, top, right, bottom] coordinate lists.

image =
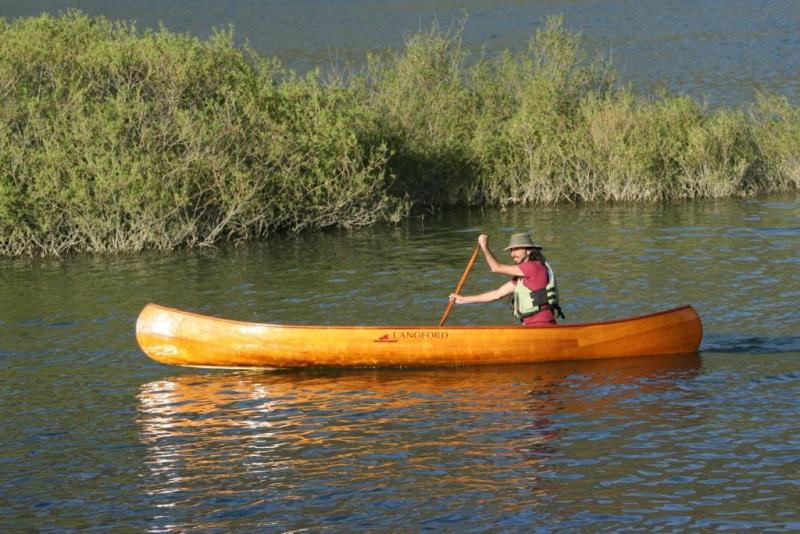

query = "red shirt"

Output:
[[513, 261, 556, 326]]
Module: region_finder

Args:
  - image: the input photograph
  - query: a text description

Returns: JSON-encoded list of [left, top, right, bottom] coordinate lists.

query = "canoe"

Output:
[[136, 303, 703, 369]]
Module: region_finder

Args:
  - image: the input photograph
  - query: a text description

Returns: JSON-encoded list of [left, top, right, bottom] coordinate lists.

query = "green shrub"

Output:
[[677, 108, 764, 198], [0, 11, 797, 256], [576, 93, 704, 201], [750, 93, 800, 191], [364, 22, 479, 205], [469, 16, 617, 205], [0, 11, 406, 256]]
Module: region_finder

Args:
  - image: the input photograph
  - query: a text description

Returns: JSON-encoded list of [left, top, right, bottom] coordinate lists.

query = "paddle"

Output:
[[438, 244, 481, 327]]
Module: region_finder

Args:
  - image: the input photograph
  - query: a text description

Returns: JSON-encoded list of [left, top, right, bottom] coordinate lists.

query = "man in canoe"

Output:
[[449, 233, 564, 326]]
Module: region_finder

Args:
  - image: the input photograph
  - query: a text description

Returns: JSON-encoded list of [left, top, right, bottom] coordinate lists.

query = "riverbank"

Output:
[[1, 11, 798, 256]]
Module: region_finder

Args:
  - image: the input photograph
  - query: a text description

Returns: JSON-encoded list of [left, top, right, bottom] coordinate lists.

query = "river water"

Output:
[[2, 193, 798, 531], [4, 0, 800, 107]]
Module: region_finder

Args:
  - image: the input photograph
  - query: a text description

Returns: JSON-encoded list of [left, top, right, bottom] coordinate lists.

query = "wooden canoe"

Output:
[[136, 304, 703, 369]]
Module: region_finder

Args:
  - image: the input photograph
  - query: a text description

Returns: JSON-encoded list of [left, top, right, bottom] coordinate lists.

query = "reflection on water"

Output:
[[137, 355, 703, 531]]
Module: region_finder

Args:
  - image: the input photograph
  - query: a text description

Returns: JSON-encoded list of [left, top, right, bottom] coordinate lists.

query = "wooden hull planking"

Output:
[[136, 304, 703, 369]]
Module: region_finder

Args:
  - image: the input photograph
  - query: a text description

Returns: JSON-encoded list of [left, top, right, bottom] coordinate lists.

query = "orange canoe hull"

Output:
[[136, 304, 703, 369]]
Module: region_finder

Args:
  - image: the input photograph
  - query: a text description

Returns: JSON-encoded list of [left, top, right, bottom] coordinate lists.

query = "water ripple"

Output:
[[2, 194, 799, 531]]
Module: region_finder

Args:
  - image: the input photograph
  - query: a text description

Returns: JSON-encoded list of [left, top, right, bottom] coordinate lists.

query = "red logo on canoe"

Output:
[[374, 334, 398, 343]]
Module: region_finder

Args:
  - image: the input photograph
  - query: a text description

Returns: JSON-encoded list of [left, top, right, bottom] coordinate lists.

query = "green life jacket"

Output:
[[512, 261, 565, 320]]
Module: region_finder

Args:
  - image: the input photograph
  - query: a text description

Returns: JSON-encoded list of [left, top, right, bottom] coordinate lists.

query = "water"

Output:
[[3, 0, 799, 107], [1, 194, 799, 530]]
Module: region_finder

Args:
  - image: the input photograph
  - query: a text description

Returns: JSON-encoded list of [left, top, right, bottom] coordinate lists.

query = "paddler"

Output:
[[448, 233, 564, 326]]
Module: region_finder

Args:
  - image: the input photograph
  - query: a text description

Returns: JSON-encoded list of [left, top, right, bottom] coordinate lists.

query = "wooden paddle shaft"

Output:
[[438, 245, 481, 326]]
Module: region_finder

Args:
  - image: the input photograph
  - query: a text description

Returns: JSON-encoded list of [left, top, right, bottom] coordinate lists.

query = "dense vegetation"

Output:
[[1, 12, 798, 256]]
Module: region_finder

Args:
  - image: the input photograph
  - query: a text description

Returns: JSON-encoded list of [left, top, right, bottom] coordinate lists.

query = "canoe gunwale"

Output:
[[138, 303, 699, 332]]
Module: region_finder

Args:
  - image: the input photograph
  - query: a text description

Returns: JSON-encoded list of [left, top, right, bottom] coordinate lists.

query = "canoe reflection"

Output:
[[137, 354, 701, 522]]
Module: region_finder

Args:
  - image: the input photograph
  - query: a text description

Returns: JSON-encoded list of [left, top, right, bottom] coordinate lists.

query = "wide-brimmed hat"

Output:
[[503, 232, 542, 250]]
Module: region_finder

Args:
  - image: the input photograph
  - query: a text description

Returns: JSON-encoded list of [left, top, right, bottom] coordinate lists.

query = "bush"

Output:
[[1, 11, 797, 256], [364, 22, 479, 206], [0, 12, 407, 255], [750, 93, 800, 191]]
